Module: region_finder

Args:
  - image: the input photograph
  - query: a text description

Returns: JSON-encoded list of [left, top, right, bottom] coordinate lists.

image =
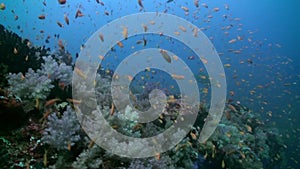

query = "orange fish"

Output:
[[66, 98, 82, 104], [194, 0, 199, 8], [228, 104, 238, 113], [181, 6, 189, 12], [110, 103, 115, 115], [58, 40, 65, 50], [45, 98, 61, 107], [117, 41, 124, 48], [138, 0, 144, 9], [179, 25, 187, 32], [202, 3, 208, 8], [142, 24, 148, 32], [99, 33, 104, 42], [88, 139, 95, 148], [74, 67, 87, 79], [228, 38, 237, 44], [225, 111, 231, 120], [64, 15, 69, 25], [190, 132, 197, 140], [213, 7, 220, 12], [38, 14, 46, 19], [75, 9, 84, 18], [57, 21, 63, 28], [171, 74, 185, 80], [58, 0, 66, 5], [155, 152, 160, 160]]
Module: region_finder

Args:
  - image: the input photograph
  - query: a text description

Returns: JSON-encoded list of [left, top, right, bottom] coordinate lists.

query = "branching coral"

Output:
[[6, 55, 73, 111], [72, 146, 103, 169], [42, 106, 81, 150]]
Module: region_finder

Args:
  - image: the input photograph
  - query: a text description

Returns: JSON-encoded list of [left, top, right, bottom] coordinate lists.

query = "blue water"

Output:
[[1, 0, 299, 168]]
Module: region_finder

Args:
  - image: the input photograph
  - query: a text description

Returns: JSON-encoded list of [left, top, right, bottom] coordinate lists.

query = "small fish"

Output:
[[142, 24, 147, 32], [200, 57, 208, 64], [110, 103, 115, 115], [66, 98, 82, 104], [38, 14, 46, 20], [98, 55, 105, 60], [127, 75, 133, 81], [188, 56, 195, 60], [138, 0, 144, 9], [117, 41, 124, 48], [167, 0, 174, 3], [75, 9, 84, 18], [194, 0, 199, 8], [96, 0, 104, 6], [190, 132, 197, 140], [143, 38, 147, 46], [179, 25, 187, 32], [88, 139, 95, 148], [122, 26, 128, 39], [228, 104, 238, 113], [174, 31, 180, 36], [239, 151, 246, 159], [45, 98, 61, 107], [228, 38, 237, 44], [57, 21, 63, 27], [155, 152, 160, 160], [225, 111, 231, 120], [171, 74, 185, 80], [99, 33, 104, 42], [43, 0, 46, 6], [193, 28, 198, 37], [64, 15, 69, 25], [0, 3, 5, 10], [104, 11, 109, 16], [201, 3, 208, 8], [181, 6, 189, 12], [67, 140, 71, 151], [224, 64, 231, 68], [224, 4, 229, 10], [160, 49, 171, 63], [58, 0, 66, 5], [149, 20, 155, 25], [245, 125, 252, 133], [58, 40, 65, 50], [213, 7, 220, 12], [74, 67, 87, 79]]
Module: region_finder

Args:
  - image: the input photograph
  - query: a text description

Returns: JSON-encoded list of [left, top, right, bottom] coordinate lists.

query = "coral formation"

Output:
[[42, 106, 81, 150]]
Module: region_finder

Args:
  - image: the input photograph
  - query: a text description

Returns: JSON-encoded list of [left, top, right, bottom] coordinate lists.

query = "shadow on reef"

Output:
[[0, 88, 27, 133], [0, 24, 49, 87]]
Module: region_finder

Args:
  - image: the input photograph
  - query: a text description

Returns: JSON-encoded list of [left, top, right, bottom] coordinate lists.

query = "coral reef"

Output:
[[0, 24, 49, 87], [42, 106, 81, 150], [6, 55, 73, 112], [0, 25, 286, 169]]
